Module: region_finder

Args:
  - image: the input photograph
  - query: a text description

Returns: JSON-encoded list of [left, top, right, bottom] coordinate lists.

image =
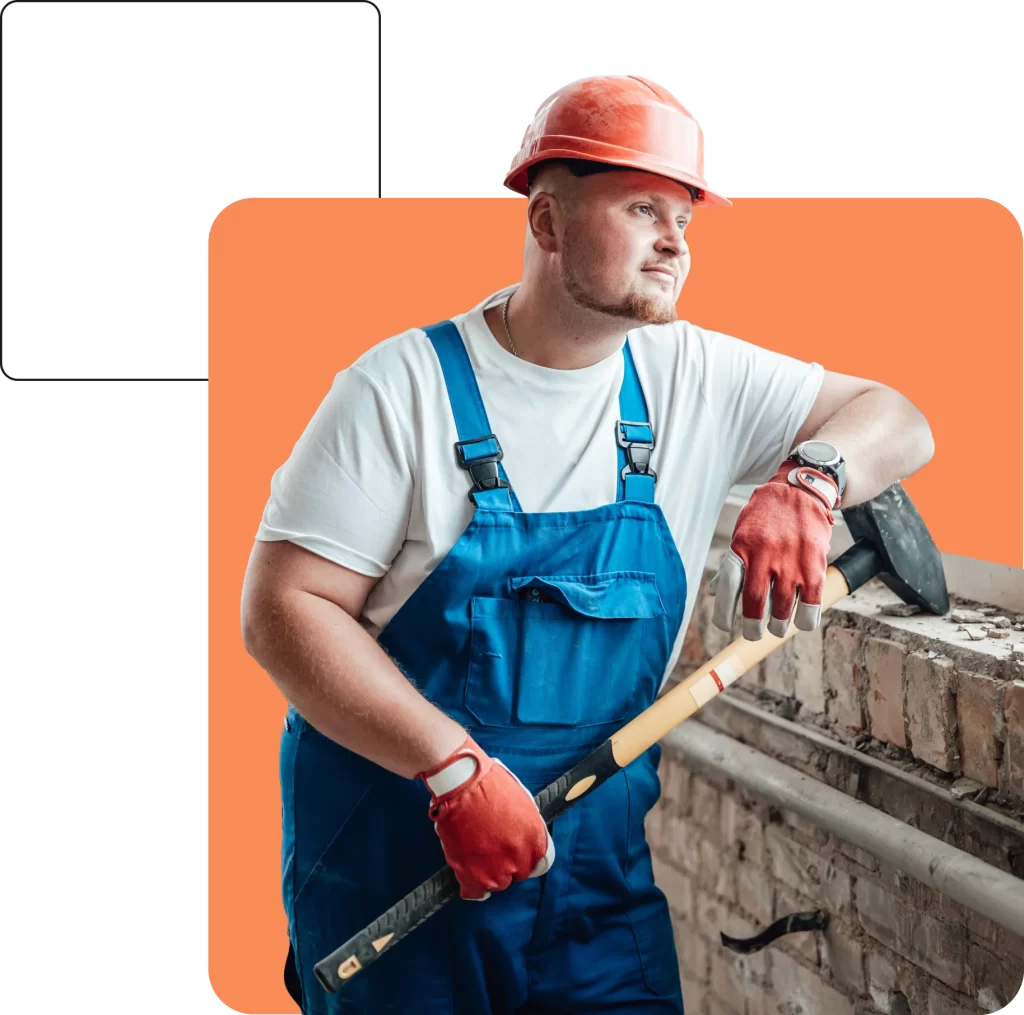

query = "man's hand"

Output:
[[709, 461, 838, 640], [417, 734, 555, 901]]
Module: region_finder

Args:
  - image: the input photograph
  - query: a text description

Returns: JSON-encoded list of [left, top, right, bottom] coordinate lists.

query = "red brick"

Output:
[[651, 852, 694, 921], [820, 921, 866, 995], [866, 948, 898, 1010], [674, 915, 709, 981], [703, 992, 742, 1015], [719, 795, 765, 867], [865, 637, 908, 747], [1005, 680, 1024, 798], [967, 906, 1024, 967], [835, 838, 879, 873], [689, 775, 723, 832], [824, 625, 865, 729], [736, 858, 774, 926], [964, 942, 1024, 1013], [769, 947, 856, 1014], [708, 946, 754, 1014], [698, 571, 736, 658], [905, 651, 959, 773], [698, 834, 736, 902], [762, 626, 826, 713], [663, 812, 701, 877], [855, 878, 967, 992], [927, 984, 991, 1015], [792, 625, 826, 714], [657, 751, 692, 812], [765, 825, 852, 916], [762, 637, 796, 697], [644, 800, 665, 844], [780, 807, 830, 849], [679, 974, 702, 1012], [957, 672, 1005, 789]]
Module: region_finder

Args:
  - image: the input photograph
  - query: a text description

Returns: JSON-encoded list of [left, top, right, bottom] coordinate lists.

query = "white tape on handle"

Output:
[[690, 656, 743, 708]]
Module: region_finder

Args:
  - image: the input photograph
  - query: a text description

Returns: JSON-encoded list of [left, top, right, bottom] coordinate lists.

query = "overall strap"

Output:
[[422, 320, 520, 512], [616, 338, 657, 503]]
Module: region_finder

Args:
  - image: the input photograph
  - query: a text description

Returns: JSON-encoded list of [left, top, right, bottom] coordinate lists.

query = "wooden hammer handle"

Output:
[[313, 564, 852, 992]]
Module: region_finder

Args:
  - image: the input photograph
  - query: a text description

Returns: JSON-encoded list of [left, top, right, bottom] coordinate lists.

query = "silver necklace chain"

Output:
[[502, 294, 518, 358]]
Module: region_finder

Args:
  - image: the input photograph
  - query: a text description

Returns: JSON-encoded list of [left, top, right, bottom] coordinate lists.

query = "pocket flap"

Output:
[[509, 571, 665, 619]]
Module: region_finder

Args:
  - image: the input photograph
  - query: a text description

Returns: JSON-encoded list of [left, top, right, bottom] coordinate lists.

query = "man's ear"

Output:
[[527, 193, 560, 254]]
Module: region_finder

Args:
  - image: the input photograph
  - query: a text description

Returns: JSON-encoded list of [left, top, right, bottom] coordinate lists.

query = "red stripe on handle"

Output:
[[710, 670, 724, 692]]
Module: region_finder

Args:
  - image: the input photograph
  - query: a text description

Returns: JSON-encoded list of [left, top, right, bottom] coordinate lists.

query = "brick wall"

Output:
[[645, 562, 1024, 1014]]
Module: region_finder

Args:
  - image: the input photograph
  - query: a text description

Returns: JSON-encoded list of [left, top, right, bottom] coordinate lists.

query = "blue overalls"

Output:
[[280, 319, 688, 1013]]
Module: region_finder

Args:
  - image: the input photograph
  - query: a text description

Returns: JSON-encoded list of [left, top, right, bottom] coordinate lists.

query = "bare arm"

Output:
[[792, 371, 934, 507], [240, 539, 469, 779]]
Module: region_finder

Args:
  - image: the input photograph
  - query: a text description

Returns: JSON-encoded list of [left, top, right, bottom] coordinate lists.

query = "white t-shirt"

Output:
[[255, 282, 824, 688]]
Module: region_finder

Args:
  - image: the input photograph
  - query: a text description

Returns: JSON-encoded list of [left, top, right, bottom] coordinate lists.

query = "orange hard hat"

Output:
[[504, 75, 731, 208]]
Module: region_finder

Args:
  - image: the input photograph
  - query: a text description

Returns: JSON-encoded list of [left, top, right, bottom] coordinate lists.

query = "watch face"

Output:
[[800, 440, 838, 464]]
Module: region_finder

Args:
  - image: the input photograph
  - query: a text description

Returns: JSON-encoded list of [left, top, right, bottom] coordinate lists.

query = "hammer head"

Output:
[[841, 482, 949, 615]]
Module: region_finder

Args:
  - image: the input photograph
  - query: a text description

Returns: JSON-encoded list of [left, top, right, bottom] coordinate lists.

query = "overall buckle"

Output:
[[454, 434, 511, 501], [616, 419, 657, 482]]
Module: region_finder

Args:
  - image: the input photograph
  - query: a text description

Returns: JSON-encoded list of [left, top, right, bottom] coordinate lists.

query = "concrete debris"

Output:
[[977, 607, 999, 615], [950, 609, 987, 623], [986, 629, 1010, 639], [1010, 644, 1024, 659], [880, 603, 922, 617], [991, 616, 1011, 628], [965, 629, 987, 641], [950, 777, 985, 800]]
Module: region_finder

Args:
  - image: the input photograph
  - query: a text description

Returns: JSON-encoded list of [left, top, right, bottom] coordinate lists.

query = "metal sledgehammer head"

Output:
[[834, 481, 949, 615]]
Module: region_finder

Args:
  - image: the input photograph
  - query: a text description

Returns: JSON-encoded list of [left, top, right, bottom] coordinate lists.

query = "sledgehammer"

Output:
[[314, 480, 949, 992]]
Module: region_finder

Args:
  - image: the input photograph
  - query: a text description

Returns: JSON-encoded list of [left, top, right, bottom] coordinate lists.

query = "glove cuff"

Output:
[[416, 735, 489, 805], [775, 462, 839, 517]]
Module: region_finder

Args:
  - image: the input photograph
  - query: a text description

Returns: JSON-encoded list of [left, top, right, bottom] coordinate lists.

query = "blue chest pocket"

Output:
[[466, 571, 666, 728]]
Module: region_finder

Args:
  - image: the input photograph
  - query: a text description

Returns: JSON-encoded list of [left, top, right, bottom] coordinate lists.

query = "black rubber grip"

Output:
[[313, 739, 623, 992], [831, 540, 883, 597], [313, 865, 460, 992], [720, 909, 830, 954]]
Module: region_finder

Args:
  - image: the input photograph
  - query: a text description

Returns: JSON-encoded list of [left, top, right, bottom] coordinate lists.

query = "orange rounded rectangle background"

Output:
[[209, 198, 1021, 1012]]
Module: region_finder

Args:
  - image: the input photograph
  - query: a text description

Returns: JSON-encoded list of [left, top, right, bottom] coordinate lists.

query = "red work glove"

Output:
[[709, 460, 839, 640], [416, 734, 555, 901]]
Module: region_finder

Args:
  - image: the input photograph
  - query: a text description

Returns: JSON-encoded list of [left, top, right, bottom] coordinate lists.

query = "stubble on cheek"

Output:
[[560, 222, 679, 325]]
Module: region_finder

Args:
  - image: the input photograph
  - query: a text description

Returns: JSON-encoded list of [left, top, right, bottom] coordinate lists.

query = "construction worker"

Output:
[[240, 74, 934, 1014]]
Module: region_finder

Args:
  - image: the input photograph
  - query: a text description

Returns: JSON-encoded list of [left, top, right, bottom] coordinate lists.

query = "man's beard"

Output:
[[560, 221, 678, 326]]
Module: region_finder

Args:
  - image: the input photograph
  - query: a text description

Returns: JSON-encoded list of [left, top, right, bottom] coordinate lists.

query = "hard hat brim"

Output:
[[504, 143, 732, 207]]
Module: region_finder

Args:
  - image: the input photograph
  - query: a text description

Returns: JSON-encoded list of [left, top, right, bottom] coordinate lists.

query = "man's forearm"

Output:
[[245, 590, 469, 779], [809, 388, 934, 507]]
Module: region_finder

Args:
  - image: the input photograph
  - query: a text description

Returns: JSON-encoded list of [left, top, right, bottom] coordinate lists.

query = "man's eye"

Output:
[[636, 204, 653, 216]]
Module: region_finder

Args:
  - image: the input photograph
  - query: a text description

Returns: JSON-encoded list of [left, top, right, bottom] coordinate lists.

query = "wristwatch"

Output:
[[787, 440, 847, 501]]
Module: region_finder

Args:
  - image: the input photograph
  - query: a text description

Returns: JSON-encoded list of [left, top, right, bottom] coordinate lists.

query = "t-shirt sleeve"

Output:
[[254, 364, 414, 576], [697, 326, 825, 487]]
